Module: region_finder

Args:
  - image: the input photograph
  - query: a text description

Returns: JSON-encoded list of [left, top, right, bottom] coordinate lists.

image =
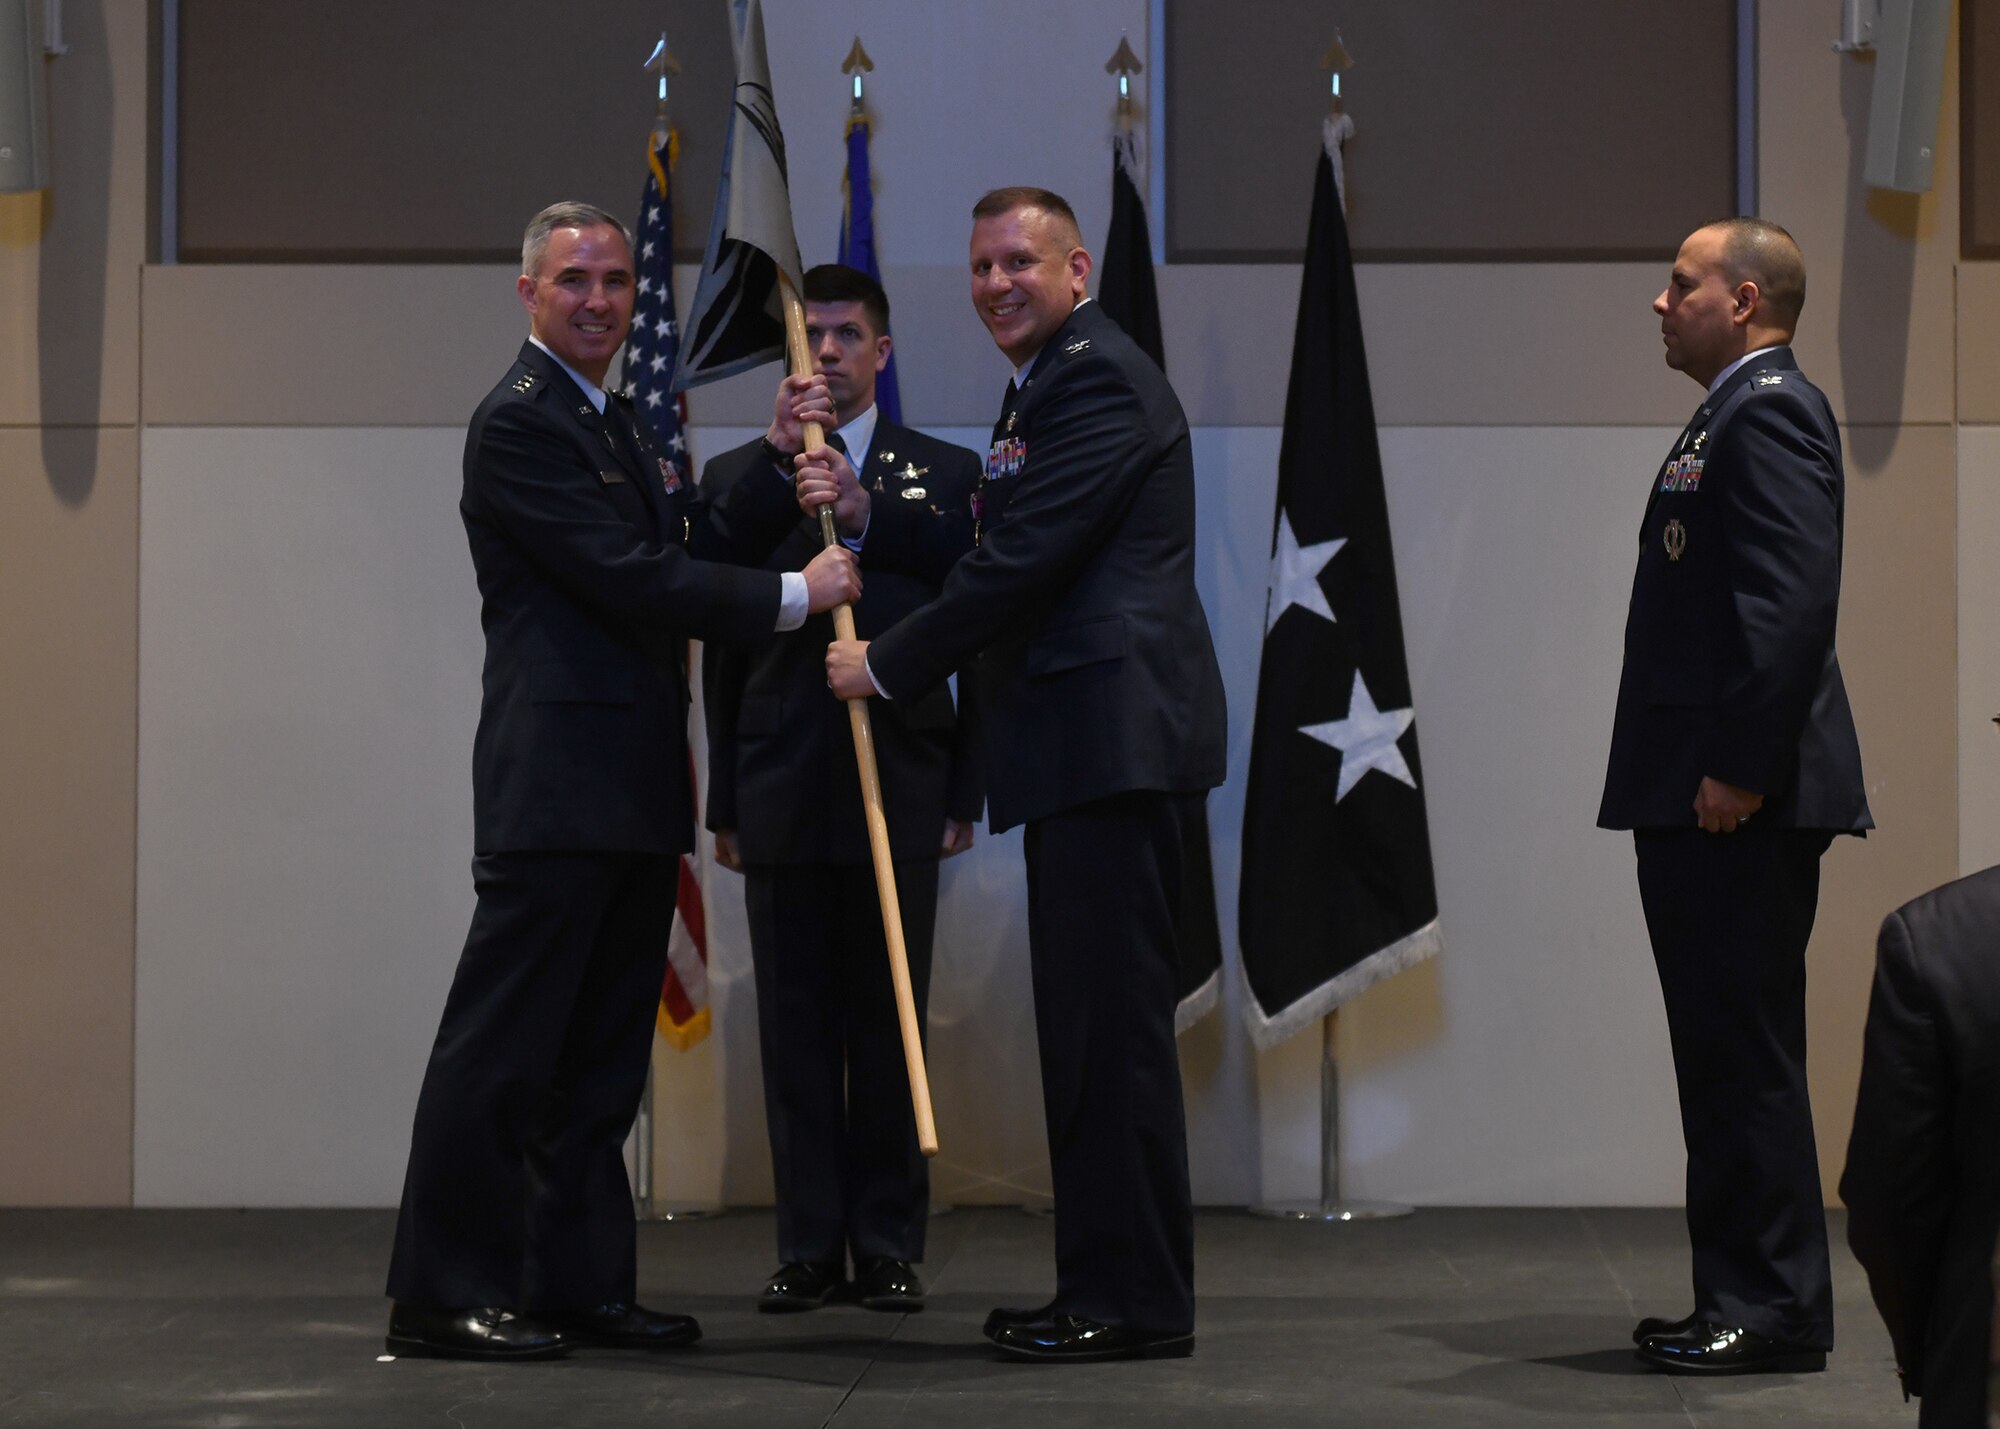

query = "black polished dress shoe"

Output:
[[385, 1302, 568, 1361], [852, 1258, 925, 1312], [537, 1302, 701, 1349], [1632, 1310, 1698, 1344], [757, 1261, 846, 1312], [987, 1312, 1194, 1363], [1636, 1321, 1826, 1375], [983, 1301, 1057, 1336]]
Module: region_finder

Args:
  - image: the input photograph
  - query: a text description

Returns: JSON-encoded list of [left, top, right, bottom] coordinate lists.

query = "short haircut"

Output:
[[520, 202, 635, 280], [803, 262, 890, 335], [1709, 216, 1807, 330], [972, 186, 1083, 249]]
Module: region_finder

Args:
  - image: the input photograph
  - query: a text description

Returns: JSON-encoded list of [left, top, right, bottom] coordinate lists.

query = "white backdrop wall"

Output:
[[119, 0, 1970, 1210], [133, 419, 1693, 1207]]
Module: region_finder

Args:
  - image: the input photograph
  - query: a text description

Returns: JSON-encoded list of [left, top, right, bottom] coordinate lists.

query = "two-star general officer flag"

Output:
[[1094, 131, 1221, 1033], [672, 0, 803, 392], [1236, 126, 1442, 1051]]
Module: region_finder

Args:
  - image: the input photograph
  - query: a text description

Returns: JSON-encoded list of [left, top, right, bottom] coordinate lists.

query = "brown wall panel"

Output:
[[1966, 0, 2000, 255], [1809, 424, 1959, 1199], [0, 0, 146, 426], [1960, 262, 2000, 421], [140, 259, 1714, 429], [176, 1, 733, 261], [1166, 0, 1736, 261], [0, 432, 139, 1205]]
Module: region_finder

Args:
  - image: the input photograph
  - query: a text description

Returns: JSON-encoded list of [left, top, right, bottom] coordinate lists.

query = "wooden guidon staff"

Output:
[[777, 272, 939, 1159]]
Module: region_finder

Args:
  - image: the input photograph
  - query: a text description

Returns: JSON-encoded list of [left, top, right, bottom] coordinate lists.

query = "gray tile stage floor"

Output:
[[0, 1206, 1912, 1428]]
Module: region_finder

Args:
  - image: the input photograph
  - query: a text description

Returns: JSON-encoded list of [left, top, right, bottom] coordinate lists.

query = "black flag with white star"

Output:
[[1236, 135, 1441, 1051], [1096, 131, 1222, 1033]]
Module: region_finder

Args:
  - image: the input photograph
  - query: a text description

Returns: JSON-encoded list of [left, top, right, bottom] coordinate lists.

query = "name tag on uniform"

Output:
[[598, 469, 628, 485]]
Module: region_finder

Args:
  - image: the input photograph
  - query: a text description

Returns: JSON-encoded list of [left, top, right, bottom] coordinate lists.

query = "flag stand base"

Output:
[[648, 1203, 726, 1222], [1249, 1198, 1411, 1222], [1251, 1010, 1413, 1226], [633, 1066, 728, 1221]]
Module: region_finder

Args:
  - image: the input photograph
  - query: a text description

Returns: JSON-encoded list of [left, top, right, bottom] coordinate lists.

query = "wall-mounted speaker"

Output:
[[1864, 0, 1952, 193], [0, 0, 51, 194]]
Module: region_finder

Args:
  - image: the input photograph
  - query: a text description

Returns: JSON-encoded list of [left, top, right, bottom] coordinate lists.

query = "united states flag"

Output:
[[628, 131, 711, 1051], [626, 136, 691, 491]]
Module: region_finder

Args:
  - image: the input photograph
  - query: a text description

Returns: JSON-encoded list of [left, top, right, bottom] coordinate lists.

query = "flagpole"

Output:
[[634, 1066, 655, 1217], [1250, 1009, 1410, 1222], [779, 273, 939, 1160]]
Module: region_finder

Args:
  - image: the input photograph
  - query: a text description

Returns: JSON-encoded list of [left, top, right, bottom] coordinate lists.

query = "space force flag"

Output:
[[672, 0, 804, 391], [1236, 127, 1442, 1050]]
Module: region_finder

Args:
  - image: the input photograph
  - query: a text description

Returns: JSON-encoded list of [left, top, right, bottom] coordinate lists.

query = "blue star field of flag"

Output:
[[625, 140, 690, 490]]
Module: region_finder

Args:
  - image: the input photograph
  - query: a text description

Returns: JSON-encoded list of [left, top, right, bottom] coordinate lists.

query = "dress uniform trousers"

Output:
[[744, 858, 939, 1267], [1025, 789, 1199, 1335], [386, 851, 673, 1311], [1635, 826, 1836, 1349]]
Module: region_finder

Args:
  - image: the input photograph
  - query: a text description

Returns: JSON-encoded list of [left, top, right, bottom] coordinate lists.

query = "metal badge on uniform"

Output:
[[901, 485, 928, 499], [1756, 373, 1785, 387], [598, 469, 628, 485], [1064, 336, 1090, 354], [658, 456, 682, 494], [878, 450, 895, 465], [1663, 518, 1688, 561], [1005, 410, 1019, 434]]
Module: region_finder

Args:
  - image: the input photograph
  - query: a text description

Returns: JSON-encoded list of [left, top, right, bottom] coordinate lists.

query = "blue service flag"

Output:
[[838, 113, 901, 425], [626, 136, 691, 488]]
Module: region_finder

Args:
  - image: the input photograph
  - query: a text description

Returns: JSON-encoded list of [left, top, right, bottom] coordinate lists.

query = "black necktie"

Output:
[[993, 380, 1019, 444], [606, 399, 646, 474]]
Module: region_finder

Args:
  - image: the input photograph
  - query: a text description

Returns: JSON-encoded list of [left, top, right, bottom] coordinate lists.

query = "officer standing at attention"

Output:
[[383, 202, 860, 1362], [699, 263, 983, 1314], [1601, 217, 1871, 1375], [810, 187, 1227, 1363]]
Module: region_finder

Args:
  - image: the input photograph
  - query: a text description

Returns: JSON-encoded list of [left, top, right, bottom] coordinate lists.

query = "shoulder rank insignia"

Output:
[[509, 373, 538, 394], [1063, 336, 1090, 355], [1755, 373, 1785, 387]]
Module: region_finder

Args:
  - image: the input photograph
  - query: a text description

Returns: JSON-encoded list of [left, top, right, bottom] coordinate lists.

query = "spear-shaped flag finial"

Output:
[[842, 35, 874, 114], [644, 32, 683, 150], [1320, 30, 1353, 112], [1107, 33, 1143, 131]]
